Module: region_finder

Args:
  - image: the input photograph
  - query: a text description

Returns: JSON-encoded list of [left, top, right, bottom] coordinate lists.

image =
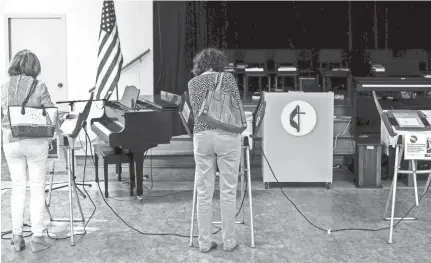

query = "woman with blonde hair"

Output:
[[1, 50, 54, 252], [188, 48, 242, 252]]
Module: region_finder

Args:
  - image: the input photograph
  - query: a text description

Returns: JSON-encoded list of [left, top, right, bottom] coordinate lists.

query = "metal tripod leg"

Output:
[[245, 145, 255, 248], [45, 201, 53, 221], [45, 146, 86, 246], [71, 171, 85, 223], [411, 160, 420, 219], [384, 146, 418, 221], [424, 173, 431, 196], [68, 154, 75, 246], [47, 161, 55, 207], [388, 145, 400, 244], [383, 145, 404, 219], [189, 175, 198, 247], [415, 166, 431, 219], [240, 146, 245, 223]]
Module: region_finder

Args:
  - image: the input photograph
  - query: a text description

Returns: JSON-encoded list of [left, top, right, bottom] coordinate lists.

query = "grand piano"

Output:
[[91, 91, 181, 197]]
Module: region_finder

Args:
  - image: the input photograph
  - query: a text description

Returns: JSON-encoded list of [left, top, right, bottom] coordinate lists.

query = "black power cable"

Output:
[[260, 145, 430, 234], [83, 129, 247, 239], [0, 179, 119, 192]]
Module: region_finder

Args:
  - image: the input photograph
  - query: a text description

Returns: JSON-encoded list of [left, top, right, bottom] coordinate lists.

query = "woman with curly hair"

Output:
[[188, 48, 242, 253]]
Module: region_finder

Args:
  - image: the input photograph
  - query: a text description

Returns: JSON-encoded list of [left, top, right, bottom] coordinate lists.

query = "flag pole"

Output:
[[116, 84, 119, 101]]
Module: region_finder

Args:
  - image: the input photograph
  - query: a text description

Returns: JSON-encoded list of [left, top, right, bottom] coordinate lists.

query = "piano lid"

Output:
[[354, 76, 431, 92]]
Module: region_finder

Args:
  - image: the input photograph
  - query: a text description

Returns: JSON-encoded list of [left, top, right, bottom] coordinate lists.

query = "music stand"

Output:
[[45, 92, 94, 246]]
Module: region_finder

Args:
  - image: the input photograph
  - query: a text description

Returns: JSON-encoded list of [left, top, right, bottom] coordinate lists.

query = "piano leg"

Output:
[[128, 153, 135, 196], [95, 154, 99, 182], [104, 162, 109, 198], [135, 152, 144, 199]]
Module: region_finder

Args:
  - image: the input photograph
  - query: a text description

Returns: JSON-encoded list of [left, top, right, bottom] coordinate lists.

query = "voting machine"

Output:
[[358, 77, 431, 244]]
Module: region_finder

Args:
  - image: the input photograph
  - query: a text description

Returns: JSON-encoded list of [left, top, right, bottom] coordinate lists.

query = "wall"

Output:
[[0, 0, 153, 143], [0, 0, 153, 99]]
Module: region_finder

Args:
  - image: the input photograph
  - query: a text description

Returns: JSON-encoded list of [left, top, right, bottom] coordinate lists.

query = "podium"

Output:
[[262, 92, 334, 188]]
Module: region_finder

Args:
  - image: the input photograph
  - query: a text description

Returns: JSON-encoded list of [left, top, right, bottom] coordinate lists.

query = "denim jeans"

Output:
[[3, 139, 49, 237], [193, 129, 241, 249]]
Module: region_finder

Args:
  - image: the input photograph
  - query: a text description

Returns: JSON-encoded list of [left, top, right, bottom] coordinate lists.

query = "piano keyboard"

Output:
[[93, 122, 112, 137], [92, 121, 124, 138]]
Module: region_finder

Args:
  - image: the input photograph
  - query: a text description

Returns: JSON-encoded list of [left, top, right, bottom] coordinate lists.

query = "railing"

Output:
[[121, 48, 151, 72]]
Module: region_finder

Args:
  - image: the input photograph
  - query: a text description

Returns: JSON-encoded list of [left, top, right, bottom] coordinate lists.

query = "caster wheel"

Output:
[[325, 183, 332, 189], [264, 183, 270, 189]]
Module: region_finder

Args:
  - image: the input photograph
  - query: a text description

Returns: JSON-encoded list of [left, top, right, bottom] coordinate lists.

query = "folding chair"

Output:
[[45, 92, 94, 246]]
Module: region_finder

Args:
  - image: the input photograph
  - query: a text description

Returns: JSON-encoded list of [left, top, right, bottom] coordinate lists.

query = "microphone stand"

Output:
[[57, 99, 106, 112]]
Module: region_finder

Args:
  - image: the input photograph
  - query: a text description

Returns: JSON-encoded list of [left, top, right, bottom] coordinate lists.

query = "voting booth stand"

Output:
[[373, 92, 431, 244], [261, 92, 334, 188]]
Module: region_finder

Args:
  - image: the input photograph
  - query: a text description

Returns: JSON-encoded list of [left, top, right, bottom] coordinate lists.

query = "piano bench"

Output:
[[93, 144, 135, 198]]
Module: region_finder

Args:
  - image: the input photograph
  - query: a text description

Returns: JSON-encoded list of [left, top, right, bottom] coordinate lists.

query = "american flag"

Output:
[[95, 0, 123, 100]]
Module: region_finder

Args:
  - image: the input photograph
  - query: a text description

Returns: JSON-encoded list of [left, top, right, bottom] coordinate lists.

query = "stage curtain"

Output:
[[153, 1, 208, 136]]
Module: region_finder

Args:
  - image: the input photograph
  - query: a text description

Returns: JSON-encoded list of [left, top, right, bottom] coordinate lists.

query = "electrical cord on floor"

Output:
[[107, 190, 193, 202], [260, 145, 430, 234], [82, 128, 247, 238], [1, 182, 69, 191], [1, 224, 33, 240]]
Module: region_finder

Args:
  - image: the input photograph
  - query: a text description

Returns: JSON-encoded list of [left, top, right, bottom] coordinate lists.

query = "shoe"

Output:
[[31, 236, 51, 253], [199, 241, 217, 253], [10, 234, 25, 251], [223, 242, 238, 252]]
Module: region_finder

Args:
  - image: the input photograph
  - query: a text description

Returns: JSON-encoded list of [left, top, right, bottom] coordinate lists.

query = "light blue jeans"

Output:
[[3, 139, 49, 236], [193, 129, 241, 249]]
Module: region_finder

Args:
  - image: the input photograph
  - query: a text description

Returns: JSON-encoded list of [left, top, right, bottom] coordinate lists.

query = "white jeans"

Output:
[[3, 139, 49, 237], [193, 129, 241, 249]]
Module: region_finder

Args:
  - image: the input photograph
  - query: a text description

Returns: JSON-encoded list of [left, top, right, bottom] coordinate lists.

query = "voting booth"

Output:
[[354, 77, 431, 244], [261, 92, 334, 188], [367, 88, 431, 244]]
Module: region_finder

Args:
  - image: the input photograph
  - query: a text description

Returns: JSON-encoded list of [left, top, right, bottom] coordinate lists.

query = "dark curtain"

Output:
[[386, 2, 431, 49], [206, 1, 430, 51], [186, 1, 209, 65], [153, 1, 208, 136], [209, 1, 348, 50], [207, 1, 228, 49]]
